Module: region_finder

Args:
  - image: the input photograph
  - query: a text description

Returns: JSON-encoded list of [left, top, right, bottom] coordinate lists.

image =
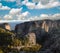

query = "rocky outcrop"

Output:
[[26, 32, 36, 46], [15, 20, 60, 39], [0, 23, 11, 31], [15, 20, 60, 52]]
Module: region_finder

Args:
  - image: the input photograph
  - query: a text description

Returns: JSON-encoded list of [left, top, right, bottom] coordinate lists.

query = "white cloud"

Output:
[[47, 1, 60, 8], [52, 13, 60, 20], [28, 16, 39, 21], [17, 15, 25, 20], [0, 6, 11, 10], [40, 14, 49, 17], [0, 16, 2, 20], [16, 0, 21, 6], [40, 14, 50, 20], [26, 2, 35, 9], [35, 2, 45, 9], [9, 8, 22, 15], [28, 13, 60, 21], [32, 0, 40, 3], [23, 0, 60, 9], [53, 13, 60, 17], [2, 13, 60, 21], [17, 11, 30, 20], [22, 0, 28, 4], [0, 3, 10, 10], [0, 20, 29, 23], [32, 0, 57, 3], [42, 13, 60, 20], [35, 1, 60, 9], [3, 7, 30, 20], [22, 1, 35, 9], [3, 8, 22, 20], [4, 15, 13, 20], [5, 0, 16, 2], [0, 3, 2, 8], [22, 11, 30, 17]]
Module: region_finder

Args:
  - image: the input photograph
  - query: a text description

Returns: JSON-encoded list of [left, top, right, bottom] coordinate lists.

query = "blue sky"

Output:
[[0, 0, 60, 21]]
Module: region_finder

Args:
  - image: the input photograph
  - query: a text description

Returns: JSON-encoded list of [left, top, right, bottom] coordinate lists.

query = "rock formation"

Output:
[[15, 19, 60, 53], [26, 32, 36, 46], [0, 23, 11, 31]]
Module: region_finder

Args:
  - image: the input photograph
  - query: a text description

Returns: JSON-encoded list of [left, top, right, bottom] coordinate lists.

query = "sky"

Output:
[[0, 0, 60, 22]]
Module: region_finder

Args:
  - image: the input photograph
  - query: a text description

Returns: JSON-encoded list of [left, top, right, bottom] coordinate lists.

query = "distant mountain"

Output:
[[9, 22, 21, 30]]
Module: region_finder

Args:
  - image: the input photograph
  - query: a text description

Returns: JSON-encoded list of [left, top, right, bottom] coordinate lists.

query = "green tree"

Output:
[[20, 44, 42, 51], [0, 28, 14, 46], [0, 49, 3, 53], [12, 38, 22, 46]]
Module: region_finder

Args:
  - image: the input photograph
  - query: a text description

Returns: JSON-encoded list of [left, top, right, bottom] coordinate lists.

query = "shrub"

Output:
[[0, 49, 4, 53], [20, 44, 42, 51]]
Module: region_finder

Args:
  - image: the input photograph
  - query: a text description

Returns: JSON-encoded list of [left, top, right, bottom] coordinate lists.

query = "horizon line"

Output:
[[0, 19, 60, 23]]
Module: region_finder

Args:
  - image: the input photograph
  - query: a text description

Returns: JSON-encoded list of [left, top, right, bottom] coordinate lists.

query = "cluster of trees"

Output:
[[20, 44, 42, 51], [0, 28, 14, 46], [0, 28, 42, 53], [0, 28, 14, 53]]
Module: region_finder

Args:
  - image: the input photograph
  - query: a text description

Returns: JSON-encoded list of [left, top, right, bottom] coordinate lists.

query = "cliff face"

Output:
[[15, 20, 60, 50], [15, 20, 60, 43], [15, 20, 60, 36]]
